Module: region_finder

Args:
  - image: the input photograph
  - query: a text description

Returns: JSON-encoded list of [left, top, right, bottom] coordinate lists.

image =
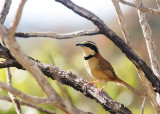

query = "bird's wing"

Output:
[[98, 59, 117, 80]]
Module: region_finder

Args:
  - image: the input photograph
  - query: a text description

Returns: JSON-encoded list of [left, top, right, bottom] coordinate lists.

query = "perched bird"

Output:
[[76, 41, 143, 97]]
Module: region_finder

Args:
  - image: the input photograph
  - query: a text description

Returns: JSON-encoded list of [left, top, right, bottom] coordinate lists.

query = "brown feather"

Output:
[[95, 53, 117, 81], [95, 53, 143, 97], [116, 77, 144, 97], [97, 58, 116, 81]]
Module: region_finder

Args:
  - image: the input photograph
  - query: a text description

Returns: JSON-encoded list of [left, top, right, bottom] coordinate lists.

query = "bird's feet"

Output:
[[96, 82, 108, 94], [83, 80, 100, 89], [96, 87, 105, 94], [97, 88, 104, 93]]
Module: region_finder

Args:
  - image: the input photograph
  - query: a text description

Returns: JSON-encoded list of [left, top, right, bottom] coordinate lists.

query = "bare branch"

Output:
[[0, 80, 54, 104], [156, 0, 160, 8], [15, 29, 100, 39], [141, 95, 146, 114], [135, 0, 160, 113], [119, 0, 160, 15], [137, 69, 159, 113], [6, 68, 22, 114], [112, 0, 160, 113], [112, 0, 131, 46], [135, 1, 160, 78], [55, 0, 160, 94], [0, 95, 57, 114], [9, 0, 26, 37], [0, 0, 12, 24]]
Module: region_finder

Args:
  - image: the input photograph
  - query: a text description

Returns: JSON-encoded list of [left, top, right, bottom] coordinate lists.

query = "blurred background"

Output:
[[0, 0, 160, 113]]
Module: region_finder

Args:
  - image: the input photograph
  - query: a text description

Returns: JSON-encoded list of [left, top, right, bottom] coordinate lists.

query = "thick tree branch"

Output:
[[55, 0, 160, 94], [0, 45, 131, 114], [15, 29, 100, 39], [0, 0, 12, 24], [0, 95, 57, 114]]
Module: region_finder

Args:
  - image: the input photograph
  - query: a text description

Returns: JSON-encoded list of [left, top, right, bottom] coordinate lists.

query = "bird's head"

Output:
[[76, 41, 99, 57]]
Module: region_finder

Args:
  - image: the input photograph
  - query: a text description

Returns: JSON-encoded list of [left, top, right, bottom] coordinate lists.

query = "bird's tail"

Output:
[[116, 77, 144, 98]]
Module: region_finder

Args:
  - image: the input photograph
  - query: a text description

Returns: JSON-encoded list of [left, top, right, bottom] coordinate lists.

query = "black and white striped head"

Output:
[[76, 41, 99, 57]]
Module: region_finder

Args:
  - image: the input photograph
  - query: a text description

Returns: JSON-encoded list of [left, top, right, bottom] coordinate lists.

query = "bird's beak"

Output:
[[76, 43, 84, 47]]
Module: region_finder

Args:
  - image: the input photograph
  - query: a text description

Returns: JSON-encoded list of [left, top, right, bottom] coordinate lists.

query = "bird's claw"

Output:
[[83, 82, 96, 89], [96, 88, 104, 94]]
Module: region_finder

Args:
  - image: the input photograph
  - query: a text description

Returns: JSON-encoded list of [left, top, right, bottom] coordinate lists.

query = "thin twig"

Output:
[[141, 94, 146, 114], [112, 0, 131, 46], [49, 54, 76, 113], [135, 0, 160, 113], [9, 0, 26, 37], [49, 54, 72, 101], [0, 0, 12, 24], [6, 68, 22, 114], [0, 95, 57, 114], [119, 0, 160, 15], [0, 80, 53, 104], [15, 29, 100, 39]]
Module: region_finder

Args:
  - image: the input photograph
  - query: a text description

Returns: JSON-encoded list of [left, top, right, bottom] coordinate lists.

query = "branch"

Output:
[[6, 68, 22, 114], [112, 0, 160, 113], [15, 29, 100, 39], [112, 0, 131, 46], [55, 0, 160, 94], [135, 0, 160, 112], [0, 80, 54, 104], [0, 95, 57, 114], [0, 46, 131, 114], [141, 95, 146, 114], [0, 0, 12, 24], [156, 0, 160, 8], [119, 0, 160, 15], [9, 0, 25, 37]]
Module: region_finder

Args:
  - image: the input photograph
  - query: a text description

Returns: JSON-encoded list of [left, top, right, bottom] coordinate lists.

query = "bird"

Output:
[[76, 41, 143, 97]]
